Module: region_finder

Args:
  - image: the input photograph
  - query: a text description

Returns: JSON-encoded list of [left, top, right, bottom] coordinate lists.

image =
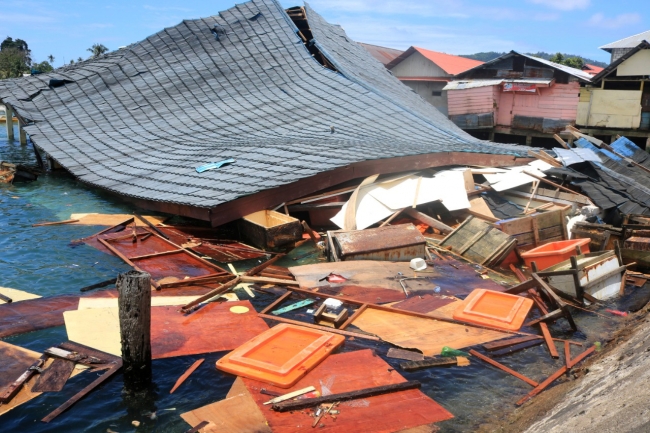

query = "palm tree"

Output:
[[47, 54, 55, 64], [87, 43, 109, 58], [77, 57, 83, 62]]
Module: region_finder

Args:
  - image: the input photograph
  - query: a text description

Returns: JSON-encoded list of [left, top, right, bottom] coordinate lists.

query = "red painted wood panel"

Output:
[[151, 301, 269, 359], [448, 85, 498, 115], [243, 349, 454, 432], [495, 82, 580, 127]]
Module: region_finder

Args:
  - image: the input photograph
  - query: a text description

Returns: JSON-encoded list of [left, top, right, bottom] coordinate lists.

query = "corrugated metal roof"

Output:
[[599, 30, 650, 51], [0, 0, 529, 212], [454, 51, 592, 82], [358, 43, 403, 66], [444, 78, 552, 91], [386, 46, 483, 76]]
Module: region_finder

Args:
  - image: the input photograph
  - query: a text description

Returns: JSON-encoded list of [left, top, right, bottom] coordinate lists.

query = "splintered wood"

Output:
[[352, 308, 508, 357]]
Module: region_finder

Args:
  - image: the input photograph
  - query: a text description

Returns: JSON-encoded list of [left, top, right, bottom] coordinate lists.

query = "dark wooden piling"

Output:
[[117, 270, 152, 392]]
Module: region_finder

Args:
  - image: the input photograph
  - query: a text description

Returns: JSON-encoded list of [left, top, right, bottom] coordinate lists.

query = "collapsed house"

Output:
[[0, 0, 530, 227]]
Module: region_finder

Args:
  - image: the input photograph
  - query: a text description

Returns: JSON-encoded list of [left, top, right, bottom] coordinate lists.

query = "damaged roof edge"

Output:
[[120, 151, 534, 227]]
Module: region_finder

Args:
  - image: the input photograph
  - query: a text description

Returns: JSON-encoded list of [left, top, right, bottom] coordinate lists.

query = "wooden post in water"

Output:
[[5, 104, 14, 141], [117, 270, 152, 392], [19, 125, 27, 145]]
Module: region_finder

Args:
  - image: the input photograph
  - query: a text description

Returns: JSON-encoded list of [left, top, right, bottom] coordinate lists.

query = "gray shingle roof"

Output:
[[0, 0, 528, 210]]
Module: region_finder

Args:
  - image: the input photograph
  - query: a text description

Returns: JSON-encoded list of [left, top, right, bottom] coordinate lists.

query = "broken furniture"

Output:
[[571, 222, 622, 252], [216, 324, 345, 388], [327, 223, 426, 262], [520, 238, 591, 270], [538, 250, 627, 303], [239, 210, 303, 250], [438, 216, 517, 267], [313, 298, 349, 328], [497, 208, 569, 254]]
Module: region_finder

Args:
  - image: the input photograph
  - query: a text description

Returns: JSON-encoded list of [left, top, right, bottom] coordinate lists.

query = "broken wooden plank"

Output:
[[403, 208, 453, 234], [0, 357, 44, 403], [469, 350, 538, 387], [567, 345, 595, 369], [184, 421, 209, 433], [271, 381, 421, 412], [540, 323, 559, 359], [490, 339, 544, 357], [79, 278, 117, 292], [170, 358, 204, 394], [483, 336, 542, 351], [516, 365, 567, 406], [134, 213, 169, 240], [240, 275, 299, 286], [42, 360, 122, 422], [399, 357, 457, 371], [43, 347, 103, 365], [31, 358, 75, 392], [32, 219, 79, 227], [181, 276, 241, 312], [386, 348, 425, 362]]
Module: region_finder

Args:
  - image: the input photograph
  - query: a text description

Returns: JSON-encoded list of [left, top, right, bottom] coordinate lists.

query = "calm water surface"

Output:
[[1, 124, 644, 432]]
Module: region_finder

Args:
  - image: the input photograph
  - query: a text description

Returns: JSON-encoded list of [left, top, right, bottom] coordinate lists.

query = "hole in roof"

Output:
[[285, 6, 336, 72]]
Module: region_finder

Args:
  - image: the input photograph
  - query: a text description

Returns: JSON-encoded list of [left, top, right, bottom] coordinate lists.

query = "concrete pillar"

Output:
[[5, 104, 14, 141], [568, 136, 575, 147], [488, 130, 495, 142], [19, 125, 27, 145], [525, 135, 532, 146]]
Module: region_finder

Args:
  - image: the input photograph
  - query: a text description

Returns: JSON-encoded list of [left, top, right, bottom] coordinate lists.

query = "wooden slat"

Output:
[[516, 365, 567, 406], [42, 361, 122, 422], [469, 350, 538, 387], [170, 359, 204, 394], [540, 323, 560, 358]]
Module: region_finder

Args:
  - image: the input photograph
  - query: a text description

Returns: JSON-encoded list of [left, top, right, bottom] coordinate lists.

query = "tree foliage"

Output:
[[0, 37, 31, 78], [548, 52, 584, 69], [87, 43, 109, 58], [32, 61, 53, 73]]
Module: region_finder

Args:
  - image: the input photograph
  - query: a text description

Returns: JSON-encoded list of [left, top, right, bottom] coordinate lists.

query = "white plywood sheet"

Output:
[[0, 287, 41, 304]]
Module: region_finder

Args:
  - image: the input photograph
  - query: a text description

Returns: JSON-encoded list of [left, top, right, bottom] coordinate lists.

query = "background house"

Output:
[[577, 35, 650, 148], [359, 43, 403, 66], [385, 47, 483, 115], [444, 51, 592, 146]]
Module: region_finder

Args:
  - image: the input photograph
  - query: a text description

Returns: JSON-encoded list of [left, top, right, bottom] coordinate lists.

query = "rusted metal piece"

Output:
[[624, 236, 650, 252], [328, 224, 426, 262]]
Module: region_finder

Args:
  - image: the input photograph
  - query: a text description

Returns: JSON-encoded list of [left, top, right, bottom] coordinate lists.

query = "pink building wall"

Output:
[[448, 82, 580, 128]]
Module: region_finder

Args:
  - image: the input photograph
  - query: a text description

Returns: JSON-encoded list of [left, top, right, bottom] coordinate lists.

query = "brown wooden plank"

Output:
[[567, 345, 595, 369], [483, 336, 542, 351], [170, 358, 204, 394], [469, 350, 538, 386], [399, 357, 457, 371], [42, 361, 122, 422], [271, 381, 422, 411], [32, 219, 79, 227], [490, 339, 544, 357], [31, 358, 75, 392], [540, 323, 559, 358], [516, 365, 567, 406]]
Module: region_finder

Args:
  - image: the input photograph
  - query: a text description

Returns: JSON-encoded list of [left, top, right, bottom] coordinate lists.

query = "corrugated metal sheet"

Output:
[[600, 30, 650, 51], [444, 78, 552, 91]]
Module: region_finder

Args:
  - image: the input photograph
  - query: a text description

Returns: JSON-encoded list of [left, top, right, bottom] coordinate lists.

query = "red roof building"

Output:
[[385, 46, 484, 115], [582, 63, 605, 76]]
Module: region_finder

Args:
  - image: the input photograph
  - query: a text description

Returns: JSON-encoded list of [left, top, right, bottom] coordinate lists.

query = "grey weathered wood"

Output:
[[117, 270, 152, 391]]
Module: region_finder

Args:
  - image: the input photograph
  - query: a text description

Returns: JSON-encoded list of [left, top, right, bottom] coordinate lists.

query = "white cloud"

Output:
[[332, 16, 517, 54], [0, 12, 55, 24], [529, 0, 590, 11], [588, 12, 641, 29], [301, 0, 476, 18]]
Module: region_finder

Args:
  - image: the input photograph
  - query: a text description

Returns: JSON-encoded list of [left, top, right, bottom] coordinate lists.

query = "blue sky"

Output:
[[1, 0, 646, 67]]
